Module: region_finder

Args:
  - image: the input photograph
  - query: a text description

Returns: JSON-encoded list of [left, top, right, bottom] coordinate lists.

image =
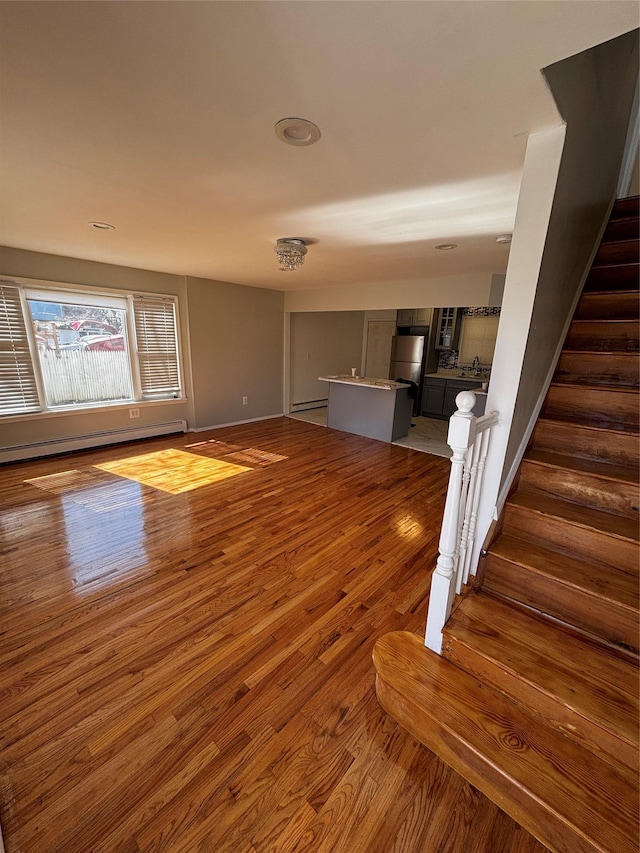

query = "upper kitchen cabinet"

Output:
[[434, 307, 461, 350], [396, 308, 431, 327]]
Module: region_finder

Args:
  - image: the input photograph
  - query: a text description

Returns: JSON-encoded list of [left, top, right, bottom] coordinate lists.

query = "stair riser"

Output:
[[519, 460, 639, 519], [503, 502, 637, 574], [565, 321, 639, 352], [482, 553, 639, 652], [594, 240, 639, 266], [542, 385, 639, 430], [584, 264, 639, 292], [532, 420, 639, 466], [442, 633, 634, 770], [575, 291, 639, 320], [603, 219, 640, 242], [611, 198, 640, 219], [555, 352, 639, 387]]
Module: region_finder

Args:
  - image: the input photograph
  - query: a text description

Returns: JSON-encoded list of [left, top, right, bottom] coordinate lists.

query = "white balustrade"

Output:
[[425, 391, 499, 654]]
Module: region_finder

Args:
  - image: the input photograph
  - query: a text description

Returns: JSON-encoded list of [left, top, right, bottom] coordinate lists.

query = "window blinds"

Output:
[[132, 296, 181, 399], [0, 283, 41, 415]]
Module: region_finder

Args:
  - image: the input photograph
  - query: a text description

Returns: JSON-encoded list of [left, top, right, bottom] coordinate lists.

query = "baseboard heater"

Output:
[[1, 420, 187, 464], [290, 398, 328, 413]]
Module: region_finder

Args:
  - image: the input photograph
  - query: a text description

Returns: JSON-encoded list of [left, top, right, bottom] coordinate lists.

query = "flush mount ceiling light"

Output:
[[274, 118, 321, 146], [275, 238, 308, 271], [89, 221, 115, 230], [435, 243, 457, 250], [496, 234, 512, 244]]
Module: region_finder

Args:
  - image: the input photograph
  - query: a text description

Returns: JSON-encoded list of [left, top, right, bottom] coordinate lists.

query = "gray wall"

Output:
[[186, 275, 284, 429], [0, 246, 193, 450], [289, 311, 365, 408], [502, 29, 639, 481], [0, 246, 285, 449]]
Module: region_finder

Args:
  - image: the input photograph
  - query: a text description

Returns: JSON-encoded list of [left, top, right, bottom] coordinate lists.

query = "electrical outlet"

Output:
[[242, 396, 248, 405], [129, 408, 140, 419]]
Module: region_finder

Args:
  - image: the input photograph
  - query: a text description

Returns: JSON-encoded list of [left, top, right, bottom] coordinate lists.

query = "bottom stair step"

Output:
[[373, 630, 639, 853], [442, 592, 639, 770]]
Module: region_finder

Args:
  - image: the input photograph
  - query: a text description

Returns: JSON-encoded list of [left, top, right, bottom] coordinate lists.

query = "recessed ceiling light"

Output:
[[435, 243, 457, 250], [89, 221, 115, 230], [496, 234, 512, 244], [274, 118, 321, 146]]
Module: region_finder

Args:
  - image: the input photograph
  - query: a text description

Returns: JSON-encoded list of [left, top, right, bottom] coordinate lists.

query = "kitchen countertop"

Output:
[[319, 375, 407, 391], [425, 371, 490, 381]]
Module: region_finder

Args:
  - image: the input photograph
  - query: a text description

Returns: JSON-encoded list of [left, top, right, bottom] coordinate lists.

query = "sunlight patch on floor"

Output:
[[96, 448, 252, 494], [184, 439, 288, 467]]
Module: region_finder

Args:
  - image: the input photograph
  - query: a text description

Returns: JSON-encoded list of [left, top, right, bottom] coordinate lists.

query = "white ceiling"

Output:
[[0, 2, 637, 292]]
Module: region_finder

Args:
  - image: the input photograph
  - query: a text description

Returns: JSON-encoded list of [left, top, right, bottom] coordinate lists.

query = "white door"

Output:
[[364, 320, 395, 379]]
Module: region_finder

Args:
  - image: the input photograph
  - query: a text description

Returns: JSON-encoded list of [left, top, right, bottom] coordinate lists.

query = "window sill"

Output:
[[1, 396, 189, 424]]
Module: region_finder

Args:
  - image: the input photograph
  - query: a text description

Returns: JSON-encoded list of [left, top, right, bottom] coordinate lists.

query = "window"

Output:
[[0, 280, 182, 417], [132, 296, 181, 400], [0, 283, 40, 415]]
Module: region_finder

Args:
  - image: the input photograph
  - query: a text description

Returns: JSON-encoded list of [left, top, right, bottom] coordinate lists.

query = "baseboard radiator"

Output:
[[0, 420, 187, 464], [290, 398, 328, 413]]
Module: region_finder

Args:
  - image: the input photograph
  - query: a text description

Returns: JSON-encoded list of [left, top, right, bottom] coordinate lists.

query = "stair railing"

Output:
[[425, 391, 499, 654]]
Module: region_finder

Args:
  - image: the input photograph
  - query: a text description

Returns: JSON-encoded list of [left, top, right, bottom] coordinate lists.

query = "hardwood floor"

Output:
[[0, 417, 546, 853]]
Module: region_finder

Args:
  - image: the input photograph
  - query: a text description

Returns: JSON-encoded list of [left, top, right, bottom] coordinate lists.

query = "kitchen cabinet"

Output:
[[434, 307, 461, 350], [422, 376, 484, 419], [396, 307, 430, 327], [422, 377, 446, 417]]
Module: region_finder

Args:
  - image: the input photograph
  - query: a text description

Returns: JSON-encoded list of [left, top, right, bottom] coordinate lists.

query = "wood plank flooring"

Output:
[[0, 417, 546, 852]]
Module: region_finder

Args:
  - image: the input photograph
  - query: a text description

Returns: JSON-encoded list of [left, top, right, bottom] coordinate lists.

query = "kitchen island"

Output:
[[318, 375, 413, 443]]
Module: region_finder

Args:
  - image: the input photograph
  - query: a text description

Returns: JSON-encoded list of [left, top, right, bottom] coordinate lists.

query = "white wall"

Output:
[[478, 125, 566, 544], [284, 272, 493, 313], [289, 311, 364, 408], [504, 28, 638, 479], [474, 28, 638, 569]]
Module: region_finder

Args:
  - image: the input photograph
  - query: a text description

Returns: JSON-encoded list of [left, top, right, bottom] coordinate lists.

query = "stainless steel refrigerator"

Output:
[[390, 335, 425, 414]]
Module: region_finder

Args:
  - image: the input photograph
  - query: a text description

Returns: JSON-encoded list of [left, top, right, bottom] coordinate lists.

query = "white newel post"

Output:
[[425, 392, 477, 654]]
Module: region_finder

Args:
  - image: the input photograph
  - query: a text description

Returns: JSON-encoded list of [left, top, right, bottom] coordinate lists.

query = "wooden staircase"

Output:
[[373, 196, 640, 853]]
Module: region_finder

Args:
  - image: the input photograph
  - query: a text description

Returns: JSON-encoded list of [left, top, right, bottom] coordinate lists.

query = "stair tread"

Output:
[[490, 533, 640, 610], [536, 416, 637, 439], [560, 349, 639, 357], [508, 491, 639, 542], [591, 258, 640, 269], [570, 318, 640, 324], [549, 381, 639, 395], [444, 593, 639, 752], [582, 288, 640, 294], [523, 448, 639, 484], [373, 630, 639, 853], [597, 237, 640, 245]]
